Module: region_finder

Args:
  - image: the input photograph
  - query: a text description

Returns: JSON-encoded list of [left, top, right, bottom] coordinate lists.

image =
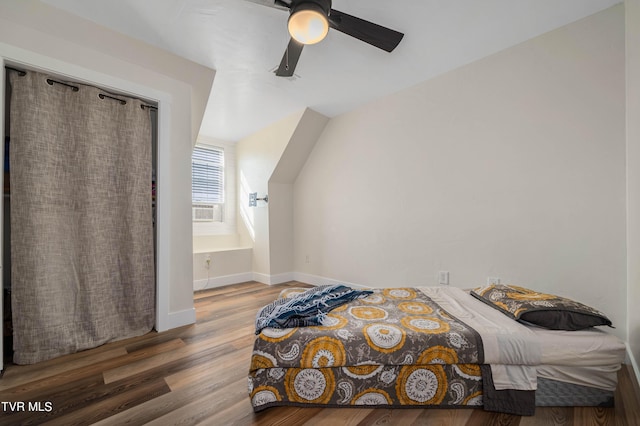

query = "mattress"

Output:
[[419, 286, 540, 391], [530, 326, 626, 366], [427, 286, 625, 390], [249, 286, 624, 414], [528, 325, 625, 391], [537, 364, 620, 391]]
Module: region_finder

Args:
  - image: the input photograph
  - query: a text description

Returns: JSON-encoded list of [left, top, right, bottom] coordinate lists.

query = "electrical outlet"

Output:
[[305, 255, 310, 264], [438, 271, 449, 285], [205, 255, 211, 270], [487, 276, 500, 285]]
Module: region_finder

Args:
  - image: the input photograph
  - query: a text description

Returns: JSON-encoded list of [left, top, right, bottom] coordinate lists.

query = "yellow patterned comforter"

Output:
[[249, 287, 489, 411]]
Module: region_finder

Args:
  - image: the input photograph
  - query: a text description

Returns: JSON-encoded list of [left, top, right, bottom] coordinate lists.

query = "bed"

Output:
[[248, 284, 625, 415]]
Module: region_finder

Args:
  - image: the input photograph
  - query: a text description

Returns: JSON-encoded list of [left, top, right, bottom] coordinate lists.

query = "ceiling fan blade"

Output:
[[275, 38, 304, 77], [328, 9, 404, 52], [243, 0, 290, 11]]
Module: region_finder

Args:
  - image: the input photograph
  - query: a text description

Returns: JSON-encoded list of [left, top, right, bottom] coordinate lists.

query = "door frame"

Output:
[[0, 46, 172, 371]]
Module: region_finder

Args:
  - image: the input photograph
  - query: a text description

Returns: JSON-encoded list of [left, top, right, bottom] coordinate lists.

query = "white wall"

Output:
[[235, 108, 328, 283], [193, 248, 252, 290], [268, 183, 295, 276], [626, 0, 640, 375], [269, 109, 329, 277], [237, 109, 305, 277], [0, 0, 215, 332], [294, 6, 627, 339]]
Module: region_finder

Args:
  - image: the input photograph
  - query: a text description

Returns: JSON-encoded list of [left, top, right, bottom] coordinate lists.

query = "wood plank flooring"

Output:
[[0, 281, 639, 425]]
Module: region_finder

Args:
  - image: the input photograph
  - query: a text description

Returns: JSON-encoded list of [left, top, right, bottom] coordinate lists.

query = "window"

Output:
[[192, 144, 224, 222], [192, 138, 236, 235]]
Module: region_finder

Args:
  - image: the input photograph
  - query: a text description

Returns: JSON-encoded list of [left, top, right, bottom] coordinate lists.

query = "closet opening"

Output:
[[2, 66, 158, 366]]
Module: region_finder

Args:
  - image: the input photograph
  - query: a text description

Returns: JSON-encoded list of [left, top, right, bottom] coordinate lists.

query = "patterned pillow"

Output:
[[470, 284, 612, 330]]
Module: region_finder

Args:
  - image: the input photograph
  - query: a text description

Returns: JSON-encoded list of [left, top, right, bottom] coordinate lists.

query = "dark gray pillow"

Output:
[[471, 284, 612, 331]]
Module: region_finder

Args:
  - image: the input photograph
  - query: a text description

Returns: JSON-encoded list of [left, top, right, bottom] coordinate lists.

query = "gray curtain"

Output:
[[9, 70, 155, 364]]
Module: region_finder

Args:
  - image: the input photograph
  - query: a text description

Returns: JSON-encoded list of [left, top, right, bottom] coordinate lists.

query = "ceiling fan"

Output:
[[248, 0, 404, 77]]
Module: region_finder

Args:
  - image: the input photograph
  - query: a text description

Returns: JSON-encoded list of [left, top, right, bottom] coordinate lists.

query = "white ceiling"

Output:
[[42, 0, 621, 142]]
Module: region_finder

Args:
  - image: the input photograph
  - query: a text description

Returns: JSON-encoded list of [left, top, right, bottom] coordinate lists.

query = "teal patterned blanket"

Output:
[[254, 285, 373, 334]]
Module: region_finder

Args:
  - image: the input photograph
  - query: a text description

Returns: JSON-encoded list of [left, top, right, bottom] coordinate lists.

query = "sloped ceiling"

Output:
[[42, 0, 621, 142]]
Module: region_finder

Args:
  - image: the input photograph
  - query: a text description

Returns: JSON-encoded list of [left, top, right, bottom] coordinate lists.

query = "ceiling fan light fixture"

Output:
[[288, 3, 329, 45]]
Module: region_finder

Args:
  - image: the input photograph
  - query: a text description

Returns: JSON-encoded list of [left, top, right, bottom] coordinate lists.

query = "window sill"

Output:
[[193, 234, 251, 254], [193, 245, 252, 254]]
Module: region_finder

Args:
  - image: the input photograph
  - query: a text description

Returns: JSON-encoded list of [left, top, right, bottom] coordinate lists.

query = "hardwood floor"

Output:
[[0, 281, 639, 425]]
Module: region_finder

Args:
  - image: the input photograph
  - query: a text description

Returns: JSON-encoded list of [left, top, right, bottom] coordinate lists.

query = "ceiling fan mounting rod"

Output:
[[290, 0, 331, 16], [274, 0, 291, 8]]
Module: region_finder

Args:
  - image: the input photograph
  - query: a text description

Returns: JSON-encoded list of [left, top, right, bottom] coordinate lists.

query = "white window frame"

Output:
[[192, 137, 236, 236], [192, 144, 224, 222]]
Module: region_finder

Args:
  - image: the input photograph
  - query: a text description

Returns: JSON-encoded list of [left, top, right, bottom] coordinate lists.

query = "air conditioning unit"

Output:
[[193, 204, 222, 222]]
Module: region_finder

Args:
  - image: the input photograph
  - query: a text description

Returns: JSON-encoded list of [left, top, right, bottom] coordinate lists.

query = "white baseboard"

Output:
[[626, 343, 640, 388], [156, 307, 196, 332], [292, 272, 370, 289], [193, 271, 372, 290], [194, 272, 254, 291], [192, 271, 370, 289], [194, 271, 297, 289], [268, 272, 295, 285], [251, 272, 270, 285], [252, 272, 295, 285]]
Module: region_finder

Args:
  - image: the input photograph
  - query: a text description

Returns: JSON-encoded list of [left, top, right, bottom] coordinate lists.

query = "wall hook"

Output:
[[249, 193, 268, 207]]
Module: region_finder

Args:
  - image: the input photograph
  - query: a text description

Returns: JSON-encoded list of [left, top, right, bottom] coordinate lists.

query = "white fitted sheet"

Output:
[[537, 364, 621, 391], [526, 326, 626, 366], [528, 326, 625, 391], [420, 286, 540, 391], [420, 287, 626, 392]]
